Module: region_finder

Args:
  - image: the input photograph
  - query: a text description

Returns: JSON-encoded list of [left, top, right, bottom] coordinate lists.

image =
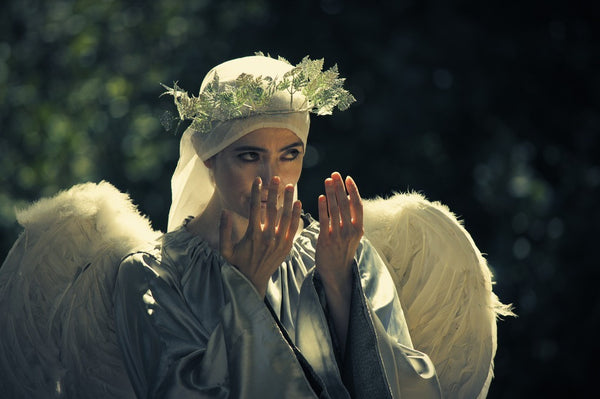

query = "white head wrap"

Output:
[[167, 56, 311, 231]]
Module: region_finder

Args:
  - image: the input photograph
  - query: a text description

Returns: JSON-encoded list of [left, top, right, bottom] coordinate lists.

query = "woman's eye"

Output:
[[282, 149, 301, 161], [238, 152, 259, 162]]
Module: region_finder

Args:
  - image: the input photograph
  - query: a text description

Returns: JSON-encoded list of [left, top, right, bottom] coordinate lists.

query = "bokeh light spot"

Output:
[[513, 237, 531, 259], [303, 145, 320, 169], [547, 217, 564, 239]]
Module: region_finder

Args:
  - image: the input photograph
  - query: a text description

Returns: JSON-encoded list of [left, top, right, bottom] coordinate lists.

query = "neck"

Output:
[[186, 195, 248, 250], [186, 192, 305, 249]]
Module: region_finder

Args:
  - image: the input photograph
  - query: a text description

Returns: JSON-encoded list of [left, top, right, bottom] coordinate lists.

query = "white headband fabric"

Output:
[[191, 111, 310, 162], [167, 56, 311, 231]]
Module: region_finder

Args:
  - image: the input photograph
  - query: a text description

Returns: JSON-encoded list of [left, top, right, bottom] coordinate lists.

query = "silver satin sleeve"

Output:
[[295, 239, 442, 399], [113, 220, 441, 398]]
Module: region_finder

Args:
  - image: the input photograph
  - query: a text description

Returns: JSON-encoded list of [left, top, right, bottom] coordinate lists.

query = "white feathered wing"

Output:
[[0, 181, 160, 398], [363, 192, 514, 399]]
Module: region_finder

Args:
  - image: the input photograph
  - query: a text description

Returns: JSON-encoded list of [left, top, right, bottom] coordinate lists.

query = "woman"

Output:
[[113, 55, 442, 397]]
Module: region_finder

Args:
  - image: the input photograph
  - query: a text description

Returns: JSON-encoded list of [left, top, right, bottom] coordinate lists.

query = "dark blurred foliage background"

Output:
[[1, 0, 598, 397]]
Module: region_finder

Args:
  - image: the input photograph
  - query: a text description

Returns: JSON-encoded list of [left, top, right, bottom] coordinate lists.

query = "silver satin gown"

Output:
[[114, 215, 442, 398]]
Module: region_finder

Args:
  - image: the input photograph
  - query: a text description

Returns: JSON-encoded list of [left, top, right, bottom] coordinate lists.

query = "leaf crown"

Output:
[[161, 53, 356, 134]]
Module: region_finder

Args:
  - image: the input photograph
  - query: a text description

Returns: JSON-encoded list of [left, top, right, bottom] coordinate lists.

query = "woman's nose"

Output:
[[259, 160, 279, 183]]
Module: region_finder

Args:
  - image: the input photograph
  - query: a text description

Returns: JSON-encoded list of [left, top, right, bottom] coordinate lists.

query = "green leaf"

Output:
[[161, 53, 356, 134]]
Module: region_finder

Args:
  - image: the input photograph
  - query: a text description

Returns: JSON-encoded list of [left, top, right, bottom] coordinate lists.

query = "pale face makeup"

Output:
[[205, 127, 304, 221]]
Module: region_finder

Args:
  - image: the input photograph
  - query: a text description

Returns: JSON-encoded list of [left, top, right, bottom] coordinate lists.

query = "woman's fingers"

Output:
[[346, 175, 363, 228], [324, 178, 340, 231], [288, 200, 302, 240], [325, 172, 360, 232], [262, 177, 300, 246], [249, 177, 262, 234], [265, 177, 279, 236], [318, 194, 329, 236], [278, 184, 294, 233], [332, 172, 352, 228]]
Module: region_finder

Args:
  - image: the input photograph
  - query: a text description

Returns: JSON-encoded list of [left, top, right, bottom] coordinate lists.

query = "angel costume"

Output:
[[115, 213, 440, 398], [0, 54, 513, 399]]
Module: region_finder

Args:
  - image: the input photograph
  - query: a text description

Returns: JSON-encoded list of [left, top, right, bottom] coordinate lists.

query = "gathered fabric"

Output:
[[114, 215, 442, 398]]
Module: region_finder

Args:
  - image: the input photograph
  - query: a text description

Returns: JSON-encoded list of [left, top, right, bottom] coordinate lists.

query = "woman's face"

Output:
[[206, 127, 304, 219]]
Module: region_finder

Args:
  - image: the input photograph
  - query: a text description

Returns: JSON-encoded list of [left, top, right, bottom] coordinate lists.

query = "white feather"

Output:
[[0, 181, 160, 398], [363, 192, 514, 399]]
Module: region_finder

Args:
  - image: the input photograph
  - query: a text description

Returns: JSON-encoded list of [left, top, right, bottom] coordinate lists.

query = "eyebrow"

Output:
[[232, 141, 304, 153], [280, 141, 304, 151]]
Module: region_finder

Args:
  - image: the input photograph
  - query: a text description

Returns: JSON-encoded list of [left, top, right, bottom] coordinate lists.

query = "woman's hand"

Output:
[[316, 172, 364, 285], [220, 176, 302, 297], [315, 172, 364, 350]]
